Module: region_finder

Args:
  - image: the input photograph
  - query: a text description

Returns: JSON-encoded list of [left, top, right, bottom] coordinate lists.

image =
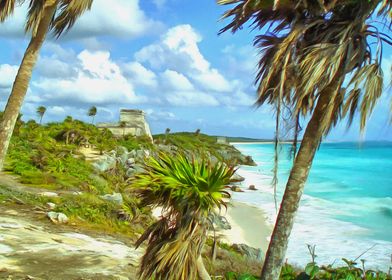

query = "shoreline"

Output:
[[220, 201, 272, 253]]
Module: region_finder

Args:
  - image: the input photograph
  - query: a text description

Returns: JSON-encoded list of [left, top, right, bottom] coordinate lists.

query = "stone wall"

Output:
[[97, 109, 152, 139]]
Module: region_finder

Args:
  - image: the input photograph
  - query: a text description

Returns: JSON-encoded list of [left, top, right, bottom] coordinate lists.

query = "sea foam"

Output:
[[231, 143, 392, 269]]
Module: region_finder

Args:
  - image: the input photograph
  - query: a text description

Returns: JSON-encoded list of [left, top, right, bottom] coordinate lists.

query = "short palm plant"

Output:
[[132, 152, 235, 280]]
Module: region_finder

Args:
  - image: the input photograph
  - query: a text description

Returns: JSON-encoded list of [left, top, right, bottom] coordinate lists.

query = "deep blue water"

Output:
[[234, 142, 392, 242]]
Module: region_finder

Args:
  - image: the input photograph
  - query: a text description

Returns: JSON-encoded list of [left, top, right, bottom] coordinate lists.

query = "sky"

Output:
[[0, 0, 391, 140]]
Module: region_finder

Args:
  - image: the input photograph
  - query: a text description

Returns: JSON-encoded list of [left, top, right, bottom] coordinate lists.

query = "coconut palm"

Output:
[[218, 1, 392, 279], [165, 127, 171, 143], [195, 128, 201, 137], [0, 0, 94, 171], [36, 105, 46, 124], [132, 152, 235, 280], [87, 106, 97, 124]]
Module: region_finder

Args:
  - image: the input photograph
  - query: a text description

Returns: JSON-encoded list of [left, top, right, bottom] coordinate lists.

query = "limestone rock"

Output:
[[231, 186, 244, 192], [47, 212, 69, 224], [231, 243, 263, 261], [126, 158, 136, 166], [46, 203, 56, 210], [100, 193, 123, 205], [248, 185, 257, 191], [39, 192, 58, 198], [92, 155, 117, 172], [212, 215, 231, 230], [231, 173, 245, 183]]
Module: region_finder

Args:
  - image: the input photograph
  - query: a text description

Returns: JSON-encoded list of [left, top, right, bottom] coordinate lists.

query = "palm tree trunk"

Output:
[[197, 255, 211, 280], [39, 115, 43, 125], [0, 1, 57, 171], [260, 78, 342, 280]]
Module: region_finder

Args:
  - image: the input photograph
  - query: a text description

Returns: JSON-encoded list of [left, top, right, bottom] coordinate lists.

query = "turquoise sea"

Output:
[[232, 142, 392, 268]]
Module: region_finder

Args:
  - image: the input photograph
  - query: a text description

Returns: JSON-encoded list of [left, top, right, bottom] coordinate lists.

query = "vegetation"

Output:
[[0, 117, 390, 279], [0, 0, 94, 171], [5, 118, 114, 191], [154, 132, 256, 166], [218, 1, 392, 279], [132, 152, 235, 280]]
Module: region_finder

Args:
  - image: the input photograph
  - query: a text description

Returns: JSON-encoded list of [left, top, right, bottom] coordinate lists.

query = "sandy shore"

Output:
[[220, 201, 272, 253]]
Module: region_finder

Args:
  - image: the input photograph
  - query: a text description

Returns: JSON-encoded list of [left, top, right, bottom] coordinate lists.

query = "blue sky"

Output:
[[0, 0, 391, 140]]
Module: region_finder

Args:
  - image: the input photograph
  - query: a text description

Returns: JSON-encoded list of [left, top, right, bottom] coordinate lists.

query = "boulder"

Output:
[[126, 167, 136, 178], [231, 186, 244, 192], [231, 173, 245, 183], [244, 155, 257, 166], [126, 158, 136, 166], [92, 155, 117, 172], [100, 193, 123, 205], [46, 202, 56, 210], [47, 212, 69, 224], [212, 215, 231, 230], [231, 243, 263, 261], [248, 185, 257, 191], [39, 192, 58, 198]]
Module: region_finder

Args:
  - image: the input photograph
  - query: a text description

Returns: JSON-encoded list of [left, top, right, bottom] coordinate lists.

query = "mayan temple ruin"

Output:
[[97, 109, 152, 139]]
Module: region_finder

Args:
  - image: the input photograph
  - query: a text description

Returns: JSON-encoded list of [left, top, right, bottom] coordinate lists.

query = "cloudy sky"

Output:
[[0, 0, 391, 140]]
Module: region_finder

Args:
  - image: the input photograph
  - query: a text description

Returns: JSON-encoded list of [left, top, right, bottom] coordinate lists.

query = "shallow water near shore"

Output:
[[232, 142, 392, 269]]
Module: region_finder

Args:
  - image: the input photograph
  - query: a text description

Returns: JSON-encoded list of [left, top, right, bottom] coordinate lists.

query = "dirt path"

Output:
[[0, 205, 143, 280], [0, 173, 143, 280]]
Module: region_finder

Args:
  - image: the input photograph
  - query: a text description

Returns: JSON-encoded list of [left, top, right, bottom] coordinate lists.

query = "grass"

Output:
[[154, 132, 256, 166]]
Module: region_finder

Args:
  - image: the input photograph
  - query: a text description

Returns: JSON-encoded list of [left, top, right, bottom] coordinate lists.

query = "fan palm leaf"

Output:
[[132, 152, 235, 280]]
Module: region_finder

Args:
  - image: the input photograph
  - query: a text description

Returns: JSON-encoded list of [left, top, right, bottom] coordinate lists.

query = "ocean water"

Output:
[[232, 142, 392, 269]]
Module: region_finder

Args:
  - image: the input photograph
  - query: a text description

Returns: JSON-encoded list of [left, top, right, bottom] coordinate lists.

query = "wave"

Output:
[[231, 167, 392, 269]]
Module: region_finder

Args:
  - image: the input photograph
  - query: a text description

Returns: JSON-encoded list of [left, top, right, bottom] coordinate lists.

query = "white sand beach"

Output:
[[220, 201, 273, 253]]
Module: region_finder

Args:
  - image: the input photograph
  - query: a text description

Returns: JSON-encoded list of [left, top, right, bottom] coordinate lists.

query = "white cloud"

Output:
[[67, 0, 163, 39], [167, 91, 219, 106], [135, 24, 231, 93], [146, 109, 177, 121], [0, 0, 162, 40], [122, 62, 158, 88], [32, 50, 145, 106], [0, 64, 18, 88], [160, 70, 194, 91]]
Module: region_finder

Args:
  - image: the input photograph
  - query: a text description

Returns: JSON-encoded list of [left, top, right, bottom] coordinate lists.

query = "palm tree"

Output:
[[195, 128, 201, 137], [88, 106, 97, 124], [165, 127, 170, 143], [36, 105, 46, 124], [0, 0, 94, 171], [218, 1, 391, 279], [132, 152, 235, 280]]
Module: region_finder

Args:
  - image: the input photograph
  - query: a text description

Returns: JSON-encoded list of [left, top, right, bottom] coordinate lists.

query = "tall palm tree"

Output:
[[165, 127, 171, 143], [36, 105, 46, 124], [0, 0, 94, 171], [132, 152, 235, 280], [218, 1, 391, 279], [88, 105, 97, 124]]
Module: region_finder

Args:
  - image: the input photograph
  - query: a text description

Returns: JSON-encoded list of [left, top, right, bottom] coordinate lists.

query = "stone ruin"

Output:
[[97, 109, 152, 140]]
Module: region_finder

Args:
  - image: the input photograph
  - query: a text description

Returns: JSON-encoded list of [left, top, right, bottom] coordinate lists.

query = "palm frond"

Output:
[[131, 152, 234, 279], [0, 0, 18, 22], [51, 0, 93, 37], [25, 0, 45, 36]]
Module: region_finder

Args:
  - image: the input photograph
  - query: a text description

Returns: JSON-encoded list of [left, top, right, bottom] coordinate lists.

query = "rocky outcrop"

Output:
[[248, 185, 257, 191], [231, 243, 263, 262], [212, 215, 231, 230]]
